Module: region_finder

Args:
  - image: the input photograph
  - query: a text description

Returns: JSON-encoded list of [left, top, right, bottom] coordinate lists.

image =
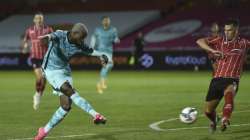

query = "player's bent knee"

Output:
[[204, 106, 211, 113], [204, 102, 216, 113], [224, 85, 235, 94], [205, 108, 214, 114], [61, 104, 71, 111], [60, 82, 74, 97]]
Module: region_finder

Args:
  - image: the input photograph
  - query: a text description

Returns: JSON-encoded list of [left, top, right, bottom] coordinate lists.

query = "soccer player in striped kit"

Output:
[[22, 12, 53, 110], [197, 19, 250, 132]]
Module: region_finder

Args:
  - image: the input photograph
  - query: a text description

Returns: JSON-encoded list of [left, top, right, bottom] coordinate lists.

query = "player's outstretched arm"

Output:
[[91, 50, 109, 66], [21, 29, 30, 54], [21, 39, 29, 54], [196, 38, 223, 58], [80, 45, 109, 66], [38, 34, 52, 41]]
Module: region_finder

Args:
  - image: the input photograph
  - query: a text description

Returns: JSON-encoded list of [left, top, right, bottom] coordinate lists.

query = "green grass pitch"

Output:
[[0, 71, 250, 140]]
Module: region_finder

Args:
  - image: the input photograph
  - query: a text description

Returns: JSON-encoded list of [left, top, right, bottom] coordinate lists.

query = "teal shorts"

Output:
[[43, 69, 73, 91]]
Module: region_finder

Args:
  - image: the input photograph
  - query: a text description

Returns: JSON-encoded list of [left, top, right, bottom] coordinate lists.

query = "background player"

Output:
[[90, 16, 120, 94], [207, 22, 221, 72], [197, 19, 250, 132], [22, 12, 53, 110], [133, 32, 145, 69], [34, 23, 108, 140]]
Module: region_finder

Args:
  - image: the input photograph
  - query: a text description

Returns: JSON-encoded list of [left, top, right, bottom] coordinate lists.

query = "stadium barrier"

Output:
[[1, 50, 249, 70]]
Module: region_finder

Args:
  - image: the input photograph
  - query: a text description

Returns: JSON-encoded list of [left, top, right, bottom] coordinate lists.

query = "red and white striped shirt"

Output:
[[207, 36, 250, 79], [24, 25, 53, 59]]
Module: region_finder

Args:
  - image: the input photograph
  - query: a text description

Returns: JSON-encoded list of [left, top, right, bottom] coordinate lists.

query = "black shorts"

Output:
[[206, 78, 239, 101], [31, 58, 43, 69]]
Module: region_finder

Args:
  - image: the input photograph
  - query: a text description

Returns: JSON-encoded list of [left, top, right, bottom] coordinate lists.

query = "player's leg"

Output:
[[34, 68, 46, 95], [97, 54, 113, 94], [61, 82, 107, 124], [100, 62, 113, 88], [204, 78, 222, 132], [33, 66, 46, 110], [205, 100, 220, 122], [221, 83, 237, 131], [205, 99, 220, 133], [34, 95, 71, 140]]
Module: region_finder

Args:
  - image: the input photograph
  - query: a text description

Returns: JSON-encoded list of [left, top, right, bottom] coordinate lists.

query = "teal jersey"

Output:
[[90, 26, 119, 54], [42, 30, 94, 71]]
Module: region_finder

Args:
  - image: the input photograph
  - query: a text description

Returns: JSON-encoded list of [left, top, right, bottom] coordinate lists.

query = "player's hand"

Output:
[[100, 54, 109, 66], [211, 50, 224, 59], [22, 42, 29, 54]]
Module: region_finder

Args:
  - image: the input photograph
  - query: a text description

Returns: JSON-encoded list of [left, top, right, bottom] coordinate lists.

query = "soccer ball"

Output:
[[179, 107, 198, 124]]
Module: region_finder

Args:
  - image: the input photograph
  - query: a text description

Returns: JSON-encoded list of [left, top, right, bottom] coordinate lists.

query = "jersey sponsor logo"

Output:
[[227, 49, 243, 56]]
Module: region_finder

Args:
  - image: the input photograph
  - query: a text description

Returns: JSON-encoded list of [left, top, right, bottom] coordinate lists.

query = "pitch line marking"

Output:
[[8, 110, 250, 139], [149, 109, 250, 132], [8, 128, 146, 140], [8, 133, 96, 140]]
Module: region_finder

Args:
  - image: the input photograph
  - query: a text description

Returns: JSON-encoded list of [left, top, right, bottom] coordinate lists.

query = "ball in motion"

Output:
[[179, 107, 198, 124]]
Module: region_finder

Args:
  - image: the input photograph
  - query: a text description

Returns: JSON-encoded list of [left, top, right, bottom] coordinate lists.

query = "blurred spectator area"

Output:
[[0, 11, 160, 52], [0, 0, 176, 15], [1, 0, 249, 20]]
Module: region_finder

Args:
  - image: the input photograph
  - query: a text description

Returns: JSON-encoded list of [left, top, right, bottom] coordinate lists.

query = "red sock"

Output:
[[36, 79, 41, 93], [223, 91, 234, 119], [40, 79, 46, 95], [205, 111, 216, 123], [35, 79, 46, 95]]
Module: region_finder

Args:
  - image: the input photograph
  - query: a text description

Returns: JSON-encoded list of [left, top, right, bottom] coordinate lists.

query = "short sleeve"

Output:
[[79, 43, 94, 55], [50, 30, 64, 40]]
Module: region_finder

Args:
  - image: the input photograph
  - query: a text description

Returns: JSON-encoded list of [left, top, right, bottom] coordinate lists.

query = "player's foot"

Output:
[[102, 83, 107, 89], [93, 114, 107, 125], [100, 79, 107, 89], [33, 92, 41, 110], [209, 122, 217, 133], [209, 116, 220, 133], [34, 127, 48, 140], [96, 83, 103, 94], [221, 117, 230, 132]]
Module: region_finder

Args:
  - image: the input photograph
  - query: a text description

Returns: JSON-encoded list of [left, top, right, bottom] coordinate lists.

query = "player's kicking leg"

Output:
[[34, 82, 106, 140], [35, 95, 71, 140], [35, 95, 72, 140], [204, 100, 220, 133], [221, 84, 236, 132], [204, 78, 223, 133], [33, 68, 46, 110], [97, 62, 113, 94], [60, 82, 107, 124]]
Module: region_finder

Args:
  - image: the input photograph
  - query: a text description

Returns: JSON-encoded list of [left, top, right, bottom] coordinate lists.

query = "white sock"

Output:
[[70, 92, 98, 117]]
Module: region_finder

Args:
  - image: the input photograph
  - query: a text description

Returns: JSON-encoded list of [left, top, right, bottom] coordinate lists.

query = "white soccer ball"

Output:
[[179, 107, 198, 124]]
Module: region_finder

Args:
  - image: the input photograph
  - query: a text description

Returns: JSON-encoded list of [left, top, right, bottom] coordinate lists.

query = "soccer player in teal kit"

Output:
[[34, 23, 108, 140], [90, 16, 120, 94]]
